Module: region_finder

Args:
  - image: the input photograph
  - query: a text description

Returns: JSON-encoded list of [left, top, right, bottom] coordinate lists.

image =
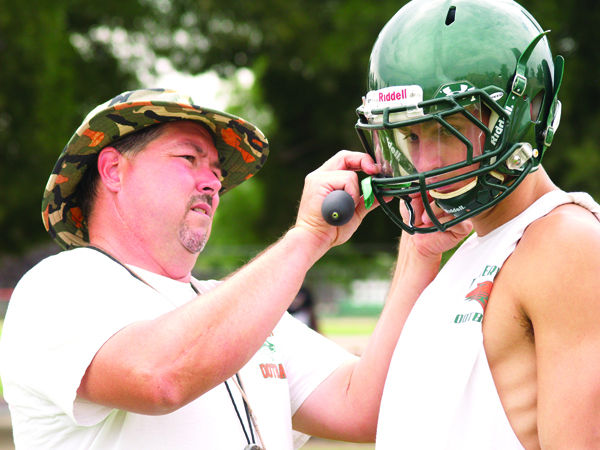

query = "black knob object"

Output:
[[321, 190, 354, 226]]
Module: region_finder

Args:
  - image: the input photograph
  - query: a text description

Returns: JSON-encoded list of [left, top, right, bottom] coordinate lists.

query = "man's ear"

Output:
[[97, 147, 123, 193]]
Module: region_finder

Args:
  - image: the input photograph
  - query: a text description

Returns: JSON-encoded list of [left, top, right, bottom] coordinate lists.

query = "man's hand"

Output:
[[294, 150, 379, 249]]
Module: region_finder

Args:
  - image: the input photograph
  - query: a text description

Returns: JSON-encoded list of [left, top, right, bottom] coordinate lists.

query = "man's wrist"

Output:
[[284, 226, 332, 266]]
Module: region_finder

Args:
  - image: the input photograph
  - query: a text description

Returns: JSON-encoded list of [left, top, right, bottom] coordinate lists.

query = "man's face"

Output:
[[117, 121, 222, 258]]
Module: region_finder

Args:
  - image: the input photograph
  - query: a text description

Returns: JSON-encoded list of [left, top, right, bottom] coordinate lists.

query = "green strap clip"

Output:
[[362, 176, 375, 209]]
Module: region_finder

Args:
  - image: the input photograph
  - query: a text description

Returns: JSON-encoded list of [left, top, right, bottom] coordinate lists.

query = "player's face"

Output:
[[118, 121, 222, 258], [399, 113, 484, 192]]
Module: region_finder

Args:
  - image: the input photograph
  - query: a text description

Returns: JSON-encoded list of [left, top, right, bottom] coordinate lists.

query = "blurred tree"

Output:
[[1, 0, 599, 261], [144, 0, 600, 249], [518, 0, 600, 197], [157, 0, 406, 247], [0, 0, 145, 253]]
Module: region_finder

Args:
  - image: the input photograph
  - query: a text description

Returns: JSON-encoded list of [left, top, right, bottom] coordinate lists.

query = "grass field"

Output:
[[303, 316, 378, 449], [305, 437, 375, 449], [319, 316, 378, 336]]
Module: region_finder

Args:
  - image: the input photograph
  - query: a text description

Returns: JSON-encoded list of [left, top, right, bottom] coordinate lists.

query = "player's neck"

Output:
[[470, 168, 558, 237]]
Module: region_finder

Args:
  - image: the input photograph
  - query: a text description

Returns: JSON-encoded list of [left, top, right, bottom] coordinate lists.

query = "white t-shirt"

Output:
[[0, 248, 355, 449]]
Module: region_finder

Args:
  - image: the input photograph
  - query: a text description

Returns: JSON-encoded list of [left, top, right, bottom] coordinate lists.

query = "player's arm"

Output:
[[292, 194, 473, 441], [518, 205, 600, 448], [77, 151, 378, 415]]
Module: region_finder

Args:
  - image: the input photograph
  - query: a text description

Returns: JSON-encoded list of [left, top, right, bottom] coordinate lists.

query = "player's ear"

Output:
[[97, 147, 124, 193]]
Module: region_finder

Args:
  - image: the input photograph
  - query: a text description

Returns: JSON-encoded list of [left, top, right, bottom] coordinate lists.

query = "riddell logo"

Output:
[[490, 117, 505, 146], [379, 89, 407, 102], [443, 204, 465, 215]]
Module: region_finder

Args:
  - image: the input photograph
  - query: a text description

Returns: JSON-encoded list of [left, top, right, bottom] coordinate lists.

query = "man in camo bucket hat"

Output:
[[42, 88, 269, 250], [1, 86, 414, 448]]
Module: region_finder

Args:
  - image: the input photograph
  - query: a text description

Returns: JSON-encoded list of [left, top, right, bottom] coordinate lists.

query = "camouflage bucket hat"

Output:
[[42, 88, 269, 250]]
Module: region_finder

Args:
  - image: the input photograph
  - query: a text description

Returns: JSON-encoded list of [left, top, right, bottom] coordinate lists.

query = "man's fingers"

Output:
[[305, 168, 361, 200], [398, 194, 469, 232], [355, 194, 381, 222], [319, 150, 378, 175]]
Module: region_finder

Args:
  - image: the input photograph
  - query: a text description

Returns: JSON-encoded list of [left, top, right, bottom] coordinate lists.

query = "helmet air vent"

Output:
[[445, 6, 457, 25]]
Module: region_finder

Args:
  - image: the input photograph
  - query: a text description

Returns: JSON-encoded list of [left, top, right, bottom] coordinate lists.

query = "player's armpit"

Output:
[[518, 206, 600, 448]]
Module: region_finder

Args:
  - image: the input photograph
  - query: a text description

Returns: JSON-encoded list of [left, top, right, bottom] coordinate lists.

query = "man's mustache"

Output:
[[187, 194, 213, 212]]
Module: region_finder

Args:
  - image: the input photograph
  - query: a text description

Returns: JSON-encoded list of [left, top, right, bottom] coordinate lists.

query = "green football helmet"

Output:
[[356, 0, 564, 234]]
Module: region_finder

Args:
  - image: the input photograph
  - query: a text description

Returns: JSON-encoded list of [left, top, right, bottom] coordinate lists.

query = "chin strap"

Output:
[[541, 55, 564, 155], [494, 30, 563, 169], [502, 30, 550, 115], [488, 30, 549, 157]]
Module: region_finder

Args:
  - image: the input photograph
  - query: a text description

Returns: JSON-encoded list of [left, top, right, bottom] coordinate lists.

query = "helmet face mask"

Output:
[[368, 91, 488, 190], [356, 0, 563, 234]]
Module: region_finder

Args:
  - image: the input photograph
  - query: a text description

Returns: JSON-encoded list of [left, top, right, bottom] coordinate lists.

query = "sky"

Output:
[[75, 25, 255, 112], [140, 57, 255, 111]]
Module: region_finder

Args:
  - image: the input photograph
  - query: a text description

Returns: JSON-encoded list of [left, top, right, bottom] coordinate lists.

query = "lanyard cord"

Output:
[[189, 283, 265, 448], [86, 247, 264, 449], [88, 246, 156, 291], [224, 377, 253, 445], [238, 374, 256, 443]]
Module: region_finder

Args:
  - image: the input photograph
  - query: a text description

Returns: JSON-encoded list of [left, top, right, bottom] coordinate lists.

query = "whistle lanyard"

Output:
[[189, 283, 265, 449], [224, 374, 257, 448], [89, 246, 265, 449]]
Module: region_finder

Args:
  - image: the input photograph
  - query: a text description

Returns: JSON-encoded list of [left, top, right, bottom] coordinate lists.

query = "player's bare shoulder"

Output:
[[508, 200, 600, 330], [524, 201, 600, 247], [517, 202, 600, 294]]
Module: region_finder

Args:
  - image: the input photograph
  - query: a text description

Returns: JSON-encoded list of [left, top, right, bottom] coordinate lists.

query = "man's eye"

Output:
[[180, 155, 195, 162]]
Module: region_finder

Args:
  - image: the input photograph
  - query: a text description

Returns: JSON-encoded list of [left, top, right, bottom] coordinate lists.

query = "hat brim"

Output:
[[42, 90, 269, 250]]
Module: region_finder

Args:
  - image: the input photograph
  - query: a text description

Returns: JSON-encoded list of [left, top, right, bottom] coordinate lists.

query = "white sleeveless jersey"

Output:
[[376, 191, 600, 449]]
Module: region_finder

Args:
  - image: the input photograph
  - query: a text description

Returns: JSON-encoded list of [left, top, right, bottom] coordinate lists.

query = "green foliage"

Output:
[[0, 320, 3, 397], [2, 0, 599, 273], [518, 0, 600, 196], [0, 0, 144, 253], [183, 0, 405, 245]]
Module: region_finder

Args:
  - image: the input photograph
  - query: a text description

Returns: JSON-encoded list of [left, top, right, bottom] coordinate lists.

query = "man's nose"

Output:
[[196, 167, 222, 194]]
